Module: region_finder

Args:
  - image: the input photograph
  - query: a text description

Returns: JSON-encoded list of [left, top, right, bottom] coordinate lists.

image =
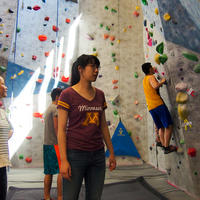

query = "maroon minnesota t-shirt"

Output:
[[57, 87, 107, 151]]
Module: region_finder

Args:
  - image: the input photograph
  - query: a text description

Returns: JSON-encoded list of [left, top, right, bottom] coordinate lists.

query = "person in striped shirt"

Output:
[[0, 76, 13, 200]]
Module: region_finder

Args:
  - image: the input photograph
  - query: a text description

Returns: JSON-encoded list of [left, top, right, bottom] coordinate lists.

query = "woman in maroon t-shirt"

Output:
[[57, 54, 116, 200]]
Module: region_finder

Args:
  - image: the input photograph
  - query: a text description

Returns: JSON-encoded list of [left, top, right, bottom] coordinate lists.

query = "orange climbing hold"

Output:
[[38, 35, 47, 41], [44, 16, 50, 21], [104, 34, 109, 39], [45, 52, 49, 57], [33, 112, 43, 118], [109, 35, 115, 41], [36, 79, 43, 83], [112, 80, 118, 84], [133, 11, 140, 17]]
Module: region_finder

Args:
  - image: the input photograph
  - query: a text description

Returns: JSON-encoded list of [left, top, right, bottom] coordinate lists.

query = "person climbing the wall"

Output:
[[141, 63, 176, 154], [43, 88, 63, 200], [57, 54, 116, 200], [0, 76, 13, 200]]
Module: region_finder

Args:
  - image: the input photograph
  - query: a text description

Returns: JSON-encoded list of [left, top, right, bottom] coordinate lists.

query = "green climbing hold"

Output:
[[112, 53, 116, 57], [110, 42, 114, 46], [128, 131, 132, 136], [194, 172, 198, 176], [111, 101, 116, 105], [182, 52, 198, 62], [134, 72, 139, 78], [112, 58, 116, 62], [111, 8, 117, 13], [17, 27, 21, 33], [141, 0, 148, 6], [156, 42, 164, 54], [0, 66, 6, 72], [180, 139, 185, 144], [113, 110, 118, 115], [19, 154, 24, 160], [159, 54, 168, 64], [100, 23, 103, 28], [104, 6, 109, 10], [93, 48, 96, 52], [150, 23, 153, 29], [106, 26, 110, 31], [193, 63, 200, 73], [148, 31, 153, 37], [3, 47, 8, 51]]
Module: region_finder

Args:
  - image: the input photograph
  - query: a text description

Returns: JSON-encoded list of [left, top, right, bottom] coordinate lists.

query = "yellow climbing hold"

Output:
[[0, 31, 3, 34], [163, 13, 171, 21], [21, 53, 24, 57], [92, 52, 98, 57], [123, 28, 127, 32], [135, 6, 140, 10], [154, 53, 160, 65], [115, 65, 119, 70], [117, 39, 120, 44], [0, 24, 4, 27], [176, 92, 188, 103], [178, 104, 189, 120], [155, 8, 159, 15], [18, 70, 24, 76]]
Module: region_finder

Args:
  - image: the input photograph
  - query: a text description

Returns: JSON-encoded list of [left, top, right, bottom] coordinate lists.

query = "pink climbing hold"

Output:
[[32, 55, 37, 60], [33, 5, 41, 11], [147, 39, 152, 46], [26, 136, 32, 140]]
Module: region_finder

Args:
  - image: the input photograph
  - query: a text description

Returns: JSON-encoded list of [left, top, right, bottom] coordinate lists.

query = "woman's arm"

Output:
[[101, 111, 116, 171], [58, 108, 71, 180]]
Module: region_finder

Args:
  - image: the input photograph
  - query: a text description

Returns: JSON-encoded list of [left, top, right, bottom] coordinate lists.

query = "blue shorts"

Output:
[[43, 145, 60, 175], [149, 104, 173, 129]]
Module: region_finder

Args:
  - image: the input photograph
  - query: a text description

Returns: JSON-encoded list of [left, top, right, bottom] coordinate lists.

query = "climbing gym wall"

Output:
[[4, 0, 79, 167], [78, 0, 147, 164], [0, 0, 17, 73], [141, 0, 200, 198]]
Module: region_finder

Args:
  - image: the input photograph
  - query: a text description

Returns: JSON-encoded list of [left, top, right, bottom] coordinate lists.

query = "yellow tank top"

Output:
[[143, 75, 163, 111]]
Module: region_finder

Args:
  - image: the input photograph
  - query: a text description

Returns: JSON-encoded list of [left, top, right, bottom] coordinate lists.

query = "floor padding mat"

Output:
[[7, 176, 168, 200]]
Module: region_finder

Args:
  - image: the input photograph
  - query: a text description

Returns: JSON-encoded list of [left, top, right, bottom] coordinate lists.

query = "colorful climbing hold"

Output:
[[111, 53, 116, 57], [159, 54, 168, 64], [44, 16, 49, 21], [193, 63, 200, 73], [187, 148, 196, 157], [112, 80, 118, 84], [18, 70, 24, 76], [33, 5, 41, 11], [26, 136, 32, 139], [176, 92, 188, 103], [133, 11, 140, 17], [32, 55, 37, 60], [111, 8, 117, 13], [61, 75, 69, 82], [178, 104, 189, 120], [16, 27, 21, 33], [103, 34, 109, 39], [134, 72, 139, 78], [141, 0, 148, 6], [113, 110, 118, 115], [110, 36, 115, 41], [45, 52, 49, 57], [104, 5, 109, 10], [52, 25, 59, 32], [8, 9, 14, 13], [19, 155, 24, 159], [182, 53, 198, 62], [156, 42, 164, 54], [65, 18, 71, 24], [163, 13, 171, 21], [155, 8, 159, 15], [33, 112, 43, 118], [25, 157, 32, 163], [38, 35, 47, 41], [115, 65, 119, 70], [154, 54, 160, 64], [0, 66, 6, 72]]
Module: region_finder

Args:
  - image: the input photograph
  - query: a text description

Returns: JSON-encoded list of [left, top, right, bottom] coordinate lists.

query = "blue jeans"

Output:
[[63, 148, 106, 200], [0, 167, 7, 200]]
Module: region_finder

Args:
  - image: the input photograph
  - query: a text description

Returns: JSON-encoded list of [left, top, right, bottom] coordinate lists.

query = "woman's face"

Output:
[[0, 77, 7, 98], [80, 63, 99, 82]]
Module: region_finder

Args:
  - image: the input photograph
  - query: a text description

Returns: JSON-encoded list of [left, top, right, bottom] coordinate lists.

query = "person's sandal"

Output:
[[164, 145, 177, 154]]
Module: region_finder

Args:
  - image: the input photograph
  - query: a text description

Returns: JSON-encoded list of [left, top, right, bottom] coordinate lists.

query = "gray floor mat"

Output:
[[7, 176, 168, 200]]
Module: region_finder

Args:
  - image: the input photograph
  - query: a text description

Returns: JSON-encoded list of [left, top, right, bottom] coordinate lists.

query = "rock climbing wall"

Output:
[[0, 0, 18, 75], [78, 0, 147, 165], [5, 0, 79, 168], [141, 0, 200, 198]]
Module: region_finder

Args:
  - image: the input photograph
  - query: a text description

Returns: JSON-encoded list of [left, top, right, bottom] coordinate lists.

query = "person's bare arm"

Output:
[[58, 108, 71, 180], [149, 75, 166, 89], [101, 111, 116, 171], [53, 116, 58, 136], [8, 129, 13, 140]]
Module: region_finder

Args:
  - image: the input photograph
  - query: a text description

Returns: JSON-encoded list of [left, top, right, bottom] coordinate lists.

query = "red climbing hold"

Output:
[[36, 79, 43, 83], [62, 53, 65, 58], [65, 18, 71, 24], [25, 157, 32, 163], [33, 5, 41, 11], [38, 35, 47, 41], [32, 55, 37, 60], [133, 11, 140, 17], [26, 136, 32, 140], [187, 148, 196, 157], [61, 76, 69, 82], [44, 16, 50, 21], [52, 25, 59, 32], [51, 40, 56, 43]]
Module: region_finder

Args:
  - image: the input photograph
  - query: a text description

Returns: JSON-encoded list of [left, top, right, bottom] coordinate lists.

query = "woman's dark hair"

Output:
[[51, 88, 63, 101], [70, 54, 100, 86], [141, 62, 152, 75]]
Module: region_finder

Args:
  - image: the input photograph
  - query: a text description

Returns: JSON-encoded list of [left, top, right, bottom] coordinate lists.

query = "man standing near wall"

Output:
[[43, 88, 63, 200], [141, 63, 176, 154], [0, 76, 13, 200]]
